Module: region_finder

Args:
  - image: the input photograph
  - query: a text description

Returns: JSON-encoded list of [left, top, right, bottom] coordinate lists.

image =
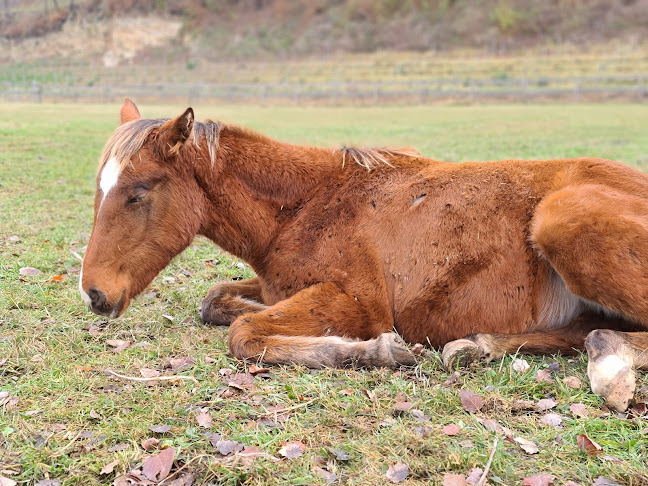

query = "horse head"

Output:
[[80, 99, 205, 318]]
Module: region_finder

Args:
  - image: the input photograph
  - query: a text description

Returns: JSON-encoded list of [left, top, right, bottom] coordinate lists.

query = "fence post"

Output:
[[31, 80, 42, 103]]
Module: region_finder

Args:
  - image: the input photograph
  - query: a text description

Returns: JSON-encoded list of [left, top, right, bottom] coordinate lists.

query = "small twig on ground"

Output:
[[258, 397, 318, 416], [70, 250, 84, 262], [105, 369, 199, 386], [477, 437, 498, 486], [50, 430, 84, 457]]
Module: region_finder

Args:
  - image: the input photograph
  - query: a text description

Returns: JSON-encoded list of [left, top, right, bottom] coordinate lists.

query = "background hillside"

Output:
[[1, 1, 646, 104], [1, 0, 647, 62]]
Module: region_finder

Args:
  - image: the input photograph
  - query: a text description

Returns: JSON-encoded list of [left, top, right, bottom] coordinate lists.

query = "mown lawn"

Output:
[[1, 103, 648, 485]]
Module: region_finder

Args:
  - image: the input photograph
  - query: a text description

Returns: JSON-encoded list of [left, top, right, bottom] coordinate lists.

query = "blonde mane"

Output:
[[99, 118, 417, 172], [339, 146, 420, 170], [99, 118, 223, 171]]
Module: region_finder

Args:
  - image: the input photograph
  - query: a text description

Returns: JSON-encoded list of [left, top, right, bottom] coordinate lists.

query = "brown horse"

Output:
[[80, 99, 648, 412]]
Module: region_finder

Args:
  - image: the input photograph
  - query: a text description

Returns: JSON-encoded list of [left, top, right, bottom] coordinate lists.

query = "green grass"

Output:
[[1, 103, 648, 485]]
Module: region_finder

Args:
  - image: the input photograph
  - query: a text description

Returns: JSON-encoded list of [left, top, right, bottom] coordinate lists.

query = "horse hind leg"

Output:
[[441, 312, 629, 369], [530, 183, 648, 410]]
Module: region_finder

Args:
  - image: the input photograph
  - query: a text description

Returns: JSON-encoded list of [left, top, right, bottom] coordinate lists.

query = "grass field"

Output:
[[1, 103, 648, 485]]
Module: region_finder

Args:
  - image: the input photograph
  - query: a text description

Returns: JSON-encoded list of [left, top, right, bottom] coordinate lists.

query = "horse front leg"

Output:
[[201, 277, 267, 325], [227, 282, 416, 369]]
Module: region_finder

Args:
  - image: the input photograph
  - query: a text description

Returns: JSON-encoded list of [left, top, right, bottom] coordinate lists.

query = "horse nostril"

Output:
[[88, 286, 107, 309]]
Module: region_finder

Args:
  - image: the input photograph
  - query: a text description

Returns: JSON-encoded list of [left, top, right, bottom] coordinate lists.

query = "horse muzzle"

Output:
[[80, 282, 125, 319]]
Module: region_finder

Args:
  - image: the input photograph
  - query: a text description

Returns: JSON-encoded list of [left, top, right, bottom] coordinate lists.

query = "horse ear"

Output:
[[120, 98, 141, 124], [159, 107, 194, 156]]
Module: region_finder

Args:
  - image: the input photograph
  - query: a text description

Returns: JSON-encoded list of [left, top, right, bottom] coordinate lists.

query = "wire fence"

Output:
[[2, 74, 647, 104]]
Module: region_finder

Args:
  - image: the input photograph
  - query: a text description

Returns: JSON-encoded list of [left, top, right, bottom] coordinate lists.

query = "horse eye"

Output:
[[127, 194, 146, 205]]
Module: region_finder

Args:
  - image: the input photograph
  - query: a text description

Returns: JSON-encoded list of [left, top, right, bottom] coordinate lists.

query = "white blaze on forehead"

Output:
[[100, 157, 121, 201], [79, 268, 92, 307]]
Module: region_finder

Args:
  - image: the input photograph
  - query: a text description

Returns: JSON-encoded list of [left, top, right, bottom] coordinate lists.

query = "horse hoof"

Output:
[[368, 333, 416, 368], [390, 339, 417, 367], [587, 354, 636, 412], [585, 329, 637, 412], [442, 338, 484, 370]]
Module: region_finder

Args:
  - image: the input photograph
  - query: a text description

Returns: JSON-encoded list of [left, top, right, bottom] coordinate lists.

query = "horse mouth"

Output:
[[90, 291, 126, 319]]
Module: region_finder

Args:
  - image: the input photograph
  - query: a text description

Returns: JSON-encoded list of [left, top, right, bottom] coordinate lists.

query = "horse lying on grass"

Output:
[[80, 99, 648, 412]]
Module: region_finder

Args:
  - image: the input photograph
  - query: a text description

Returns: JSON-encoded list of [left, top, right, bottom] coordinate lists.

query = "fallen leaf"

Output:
[[141, 437, 160, 450], [248, 364, 269, 375], [100, 459, 120, 475], [591, 478, 622, 486], [460, 390, 484, 413], [149, 425, 171, 434], [50, 274, 66, 282], [214, 440, 244, 456], [329, 447, 351, 461], [522, 473, 555, 486], [226, 372, 255, 390], [392, 401, 414, 414], [140, 368, 160, 378], [108, 443, 129, 452], [106, 340, 131, 353], [444, 371, 462, 386], [7, 235, 20, 243], [279, 441, 306, 459], [481, 418, 503, 433], [415, 425, 433, 437], [512, 358, 530, 372], [0, 477, 16, 486], [313, 466, 337, 484], [570, 403, 588, 418], [385, 462, 409, 483], [196, 411, 213, 428], [142, 447, 175, 482], [537, 398, 557, 411], [89, 409, 102, 420], [166, 356, 195, 371], [514, 436, 539, 454], [443, 473, 468, 486], [536, 369, 554, 383], [34, 481, 60, 486], [238, 445, 268, 466], [410, 409, 430, 422], [19, 267, 41, 276], [577, 433, 603, 456], [539, 413, 562, 426], [562, 376, 582, 388], [161, 472, 194, 486], [363, 389, 377, 401], [466, 468, 483, 485], [443, 424, 460, 436]]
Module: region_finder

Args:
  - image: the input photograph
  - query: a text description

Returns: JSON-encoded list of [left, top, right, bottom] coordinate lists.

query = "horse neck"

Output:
[[193, 125, 340, 266]]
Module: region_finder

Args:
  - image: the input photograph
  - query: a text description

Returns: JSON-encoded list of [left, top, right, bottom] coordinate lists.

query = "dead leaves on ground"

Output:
[[577, 433, 603, 456], [278, 441, 306, 459], [459, 390, 484, 413], [385, 462, 409, 483]]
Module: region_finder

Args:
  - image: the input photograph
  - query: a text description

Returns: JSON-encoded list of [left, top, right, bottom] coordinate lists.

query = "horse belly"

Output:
[[382, 185, 543, 347]]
